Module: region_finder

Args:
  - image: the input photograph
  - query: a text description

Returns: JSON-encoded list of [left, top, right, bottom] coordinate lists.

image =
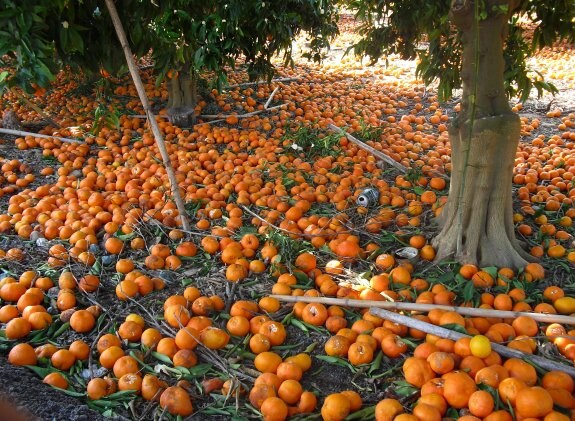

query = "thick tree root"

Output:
[[432, 114, 534, 269], [167, 107, 195, 127]]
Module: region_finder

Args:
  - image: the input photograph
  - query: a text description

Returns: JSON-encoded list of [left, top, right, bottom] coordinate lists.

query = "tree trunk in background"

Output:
[[432, 0, 532, 268], [166, 69, 197, 127]]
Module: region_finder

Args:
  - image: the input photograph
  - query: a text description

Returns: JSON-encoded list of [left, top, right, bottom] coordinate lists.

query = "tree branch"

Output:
[[369, 306, 575, 378], [104, 0, 190, 231], [328, 123, 407, 173], [0, 128, 82, 144]]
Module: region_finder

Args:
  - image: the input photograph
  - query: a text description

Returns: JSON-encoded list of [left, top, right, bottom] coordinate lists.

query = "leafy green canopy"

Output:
[[348, 0, 575, 102], [0, 0, 339, 93]]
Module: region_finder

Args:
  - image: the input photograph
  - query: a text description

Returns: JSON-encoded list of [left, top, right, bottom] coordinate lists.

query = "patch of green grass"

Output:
[[281, 123, 342, 159], [353, 118, 385, 141]]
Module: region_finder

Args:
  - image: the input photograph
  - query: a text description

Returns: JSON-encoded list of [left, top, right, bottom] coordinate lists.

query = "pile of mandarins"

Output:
[[1, 16, 575, 421]]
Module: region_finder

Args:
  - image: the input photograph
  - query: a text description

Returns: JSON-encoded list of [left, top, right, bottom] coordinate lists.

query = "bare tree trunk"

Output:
[[104, 0, 191, 231], [432, 0, 532, 268], [166, 69, 197, 127]]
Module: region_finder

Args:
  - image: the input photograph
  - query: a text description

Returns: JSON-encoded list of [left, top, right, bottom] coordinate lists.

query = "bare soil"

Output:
[[0, 355, 110, 421]]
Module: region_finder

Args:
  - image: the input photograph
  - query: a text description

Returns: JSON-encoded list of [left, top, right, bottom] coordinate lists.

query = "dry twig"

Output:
[[328, 123, 407, 173], [271, 294, 575, 326], [197, 103, 287, 120], [104, 0, 191, 231], [264, 86, 280, 109], [0, 128, 83, 144], [369, 306, 575, 378]]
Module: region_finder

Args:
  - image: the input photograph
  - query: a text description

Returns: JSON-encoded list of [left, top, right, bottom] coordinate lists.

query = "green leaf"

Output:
[[104, 390, 138, 401], [59, 27, 69, 52], [293, 271, 310, 285], [26, 365, 56, 378], [368, 350, 384, 375], [151, 351, 173, 364], [413, 186, 425, 195], [392, 379, 419, 397], [60, 388, 86, 398], [462, 280, 476, 303], [346, 406, 376, 420], [66, 28, 84, 53], [481, 266, 498, 279], [187, 363, 213, 377], [289, 319, 309, 335], [315, 355, 356, 371], [441, 323, 468, 334], [53, 322, 70, 338]]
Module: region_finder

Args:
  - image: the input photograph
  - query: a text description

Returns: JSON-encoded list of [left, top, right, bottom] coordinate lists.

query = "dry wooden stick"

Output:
[[328, 123, 407, 173], [369, 306, 575, 378], [264, 86, 280, 109], [11, 89, 61, 128], [270, 294, 575, 326], [197, 103, 287, 120], [127, 114, 170, 119], [105, 0, 191, 231], [0, 128, 83, 144]]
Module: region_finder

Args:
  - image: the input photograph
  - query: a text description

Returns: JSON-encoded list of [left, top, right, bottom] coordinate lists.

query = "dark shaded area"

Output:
[[0, 355, 108, 421]]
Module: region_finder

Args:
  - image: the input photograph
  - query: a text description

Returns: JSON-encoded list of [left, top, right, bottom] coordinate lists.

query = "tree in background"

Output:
[[0, 0, 339, 125], [349, 0, 575, 268], [3, 0, 575, 269]]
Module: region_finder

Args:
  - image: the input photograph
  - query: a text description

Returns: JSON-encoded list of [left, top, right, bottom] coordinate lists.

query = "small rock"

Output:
[[80, 366, 107, 380], [155, 270, 177, 283], [101, 255, 115, 266], [29, 231, 44, 242], [36, 238, 50, 248]]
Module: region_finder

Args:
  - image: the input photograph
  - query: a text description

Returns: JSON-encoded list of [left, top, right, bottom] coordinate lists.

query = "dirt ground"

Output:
[[0, 355, 111, 421]]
